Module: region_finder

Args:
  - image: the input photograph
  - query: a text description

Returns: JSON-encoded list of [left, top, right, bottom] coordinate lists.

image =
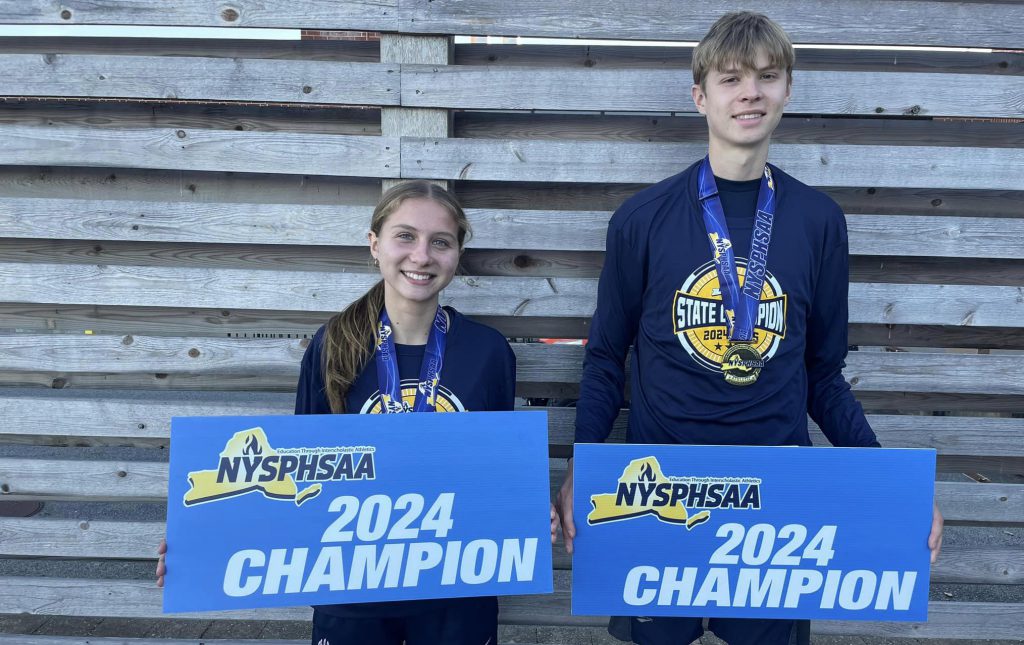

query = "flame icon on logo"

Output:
[[639, 462, 655, 482], [242, 433, 263, 456]]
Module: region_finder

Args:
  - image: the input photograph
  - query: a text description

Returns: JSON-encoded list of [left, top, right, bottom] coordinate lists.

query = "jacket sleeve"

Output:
[[805, 214, 880, 447], [492, 338, 517, 412], [574, 213, 645, 443], [294, 328, 331, 416]]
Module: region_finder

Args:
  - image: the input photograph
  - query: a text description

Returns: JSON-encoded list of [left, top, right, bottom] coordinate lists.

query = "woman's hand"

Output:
[[156, 538, 167, 588]]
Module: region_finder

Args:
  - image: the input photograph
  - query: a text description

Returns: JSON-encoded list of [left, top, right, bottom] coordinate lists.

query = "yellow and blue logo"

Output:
[[360, 378, 465, 414], [183, 427, 375, 507], [672, 259, 787, 373], [587, 456, 761, 529]]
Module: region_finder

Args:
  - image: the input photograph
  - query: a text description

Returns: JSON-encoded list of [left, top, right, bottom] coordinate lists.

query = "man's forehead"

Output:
[[712, 56, 783, 75], [712, 48, 782, 74]]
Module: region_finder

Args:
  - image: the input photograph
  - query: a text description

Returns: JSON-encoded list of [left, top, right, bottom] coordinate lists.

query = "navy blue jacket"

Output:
[[295, 306, 515, 617], [575, 161, 878, 448]]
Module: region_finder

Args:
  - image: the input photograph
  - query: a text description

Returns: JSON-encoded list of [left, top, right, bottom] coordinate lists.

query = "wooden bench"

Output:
[[0, 0, 1022, 642]]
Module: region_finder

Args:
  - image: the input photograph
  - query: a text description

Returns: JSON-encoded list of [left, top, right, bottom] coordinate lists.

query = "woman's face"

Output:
[[369, 197, 461, 307]]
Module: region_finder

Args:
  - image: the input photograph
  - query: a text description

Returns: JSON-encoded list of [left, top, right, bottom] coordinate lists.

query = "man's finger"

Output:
[[929, 504, 944, 564]]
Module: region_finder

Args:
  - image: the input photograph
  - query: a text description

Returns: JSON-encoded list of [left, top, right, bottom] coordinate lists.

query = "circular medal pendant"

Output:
[[721, 343, 764, 386]]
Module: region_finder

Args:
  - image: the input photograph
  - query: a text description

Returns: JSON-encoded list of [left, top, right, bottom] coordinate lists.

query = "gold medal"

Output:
[[721, 342, 764, 386]]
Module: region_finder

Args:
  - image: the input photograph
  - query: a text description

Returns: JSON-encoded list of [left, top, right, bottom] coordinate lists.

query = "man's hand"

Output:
[[554, 458, 576, 554], [929, 500, 944, 564]]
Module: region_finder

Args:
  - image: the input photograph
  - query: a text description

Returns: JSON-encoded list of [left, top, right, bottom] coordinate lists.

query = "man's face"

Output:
[[691, 51, 791, 153]]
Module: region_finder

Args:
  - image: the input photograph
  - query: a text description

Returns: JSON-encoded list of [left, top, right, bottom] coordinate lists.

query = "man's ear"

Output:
[[692, 83, 707, 115]]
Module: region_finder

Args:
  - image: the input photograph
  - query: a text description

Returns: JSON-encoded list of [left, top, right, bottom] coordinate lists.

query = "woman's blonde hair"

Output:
[[692, 12, 795, 90], [321, 181, 471, 413]]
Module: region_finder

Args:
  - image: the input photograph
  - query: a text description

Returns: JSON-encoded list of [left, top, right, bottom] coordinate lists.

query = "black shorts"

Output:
[[311, 596, 498, 645], [617, 615, 799, 645]]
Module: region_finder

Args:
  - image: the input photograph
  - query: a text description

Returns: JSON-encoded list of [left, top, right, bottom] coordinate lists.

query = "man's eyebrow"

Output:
[[716, 64, 781, 74]]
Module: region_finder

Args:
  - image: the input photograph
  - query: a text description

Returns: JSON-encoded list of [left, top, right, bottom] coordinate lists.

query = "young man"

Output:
[[553, 12, 943, 645]]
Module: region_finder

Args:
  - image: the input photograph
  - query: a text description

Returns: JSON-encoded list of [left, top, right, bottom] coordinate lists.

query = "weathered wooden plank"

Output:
[[5, 200, 1019, 259], [1, 336, 1023, 397], [455, 111, 1024, 150], [546, 407, 1024, 458], [923, 482, 1024, 527], [848, 324, 1024, 352], [1, 262, 1022, 327], [454, 43, 1024, 76], [404, 66, 1024, 118], [0, 263, 598, 316], [456, 182, 1024, 220], [0, 302, 590, 342], [0, 1, 397, 31], [3, 238, 1022, 287], [0, 125, 399, 178], [0, 55, 399, 105], [845, 214, 1024, 260], [847, 283, 1024, 328], [0, 458, 169, 501], [517, 346, 1024, 397], [929, 546, 1024, 585], [811, 600, 1024, 639], [0, 334, 309, 380], [401, 0, 1024, 49], [3, 517, 1018, 585], [0, 165, 384, 205], [402, 138, 1024, 190], [854, 392, 1024, 417], [0, 100, 383, 136], [0, 518, 164, 559], [0, 390, 294, 447], [0, 576, 309, 620], [851, 256, 1024, 289], [3, 199, 1018, 259], [0, 35, 379, 62], [0, 199, 373, 246]]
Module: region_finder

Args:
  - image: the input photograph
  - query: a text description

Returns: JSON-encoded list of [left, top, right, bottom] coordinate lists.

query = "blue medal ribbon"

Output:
[[374, 306, 448, 413], [697, 156, 777, 343]]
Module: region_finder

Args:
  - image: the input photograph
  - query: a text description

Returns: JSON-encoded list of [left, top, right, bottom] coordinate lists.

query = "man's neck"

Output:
[[383, 291, 438, 345], [707, 140, 770, 181]]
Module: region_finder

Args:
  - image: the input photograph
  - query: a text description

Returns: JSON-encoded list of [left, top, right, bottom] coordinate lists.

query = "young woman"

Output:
[[158, 181, 516, 644], [294, 180, 515, 644]]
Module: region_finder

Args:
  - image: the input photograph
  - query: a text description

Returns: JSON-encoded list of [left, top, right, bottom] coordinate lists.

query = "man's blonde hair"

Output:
[[692, 12, 794, 89]]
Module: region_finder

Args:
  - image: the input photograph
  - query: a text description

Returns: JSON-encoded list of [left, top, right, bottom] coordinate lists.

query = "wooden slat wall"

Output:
[[0, 0, 1022, 641], [399, 0, 1024, 49]]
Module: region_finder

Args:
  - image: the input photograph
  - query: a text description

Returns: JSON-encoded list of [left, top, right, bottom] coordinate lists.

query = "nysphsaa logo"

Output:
[[587, 457, 761, 530]]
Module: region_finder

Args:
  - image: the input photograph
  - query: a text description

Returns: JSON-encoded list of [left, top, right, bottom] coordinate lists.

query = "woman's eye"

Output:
[[432, 238, 452, 248], [397, 232, 414, 240]]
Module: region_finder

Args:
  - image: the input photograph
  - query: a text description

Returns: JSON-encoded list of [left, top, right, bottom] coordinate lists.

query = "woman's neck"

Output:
[[383, 291, 439, 345]]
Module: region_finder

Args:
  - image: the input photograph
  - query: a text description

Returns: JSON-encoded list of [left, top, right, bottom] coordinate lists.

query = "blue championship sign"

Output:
[[572, 444, 934, 621], [163, 411, 552, 613]]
